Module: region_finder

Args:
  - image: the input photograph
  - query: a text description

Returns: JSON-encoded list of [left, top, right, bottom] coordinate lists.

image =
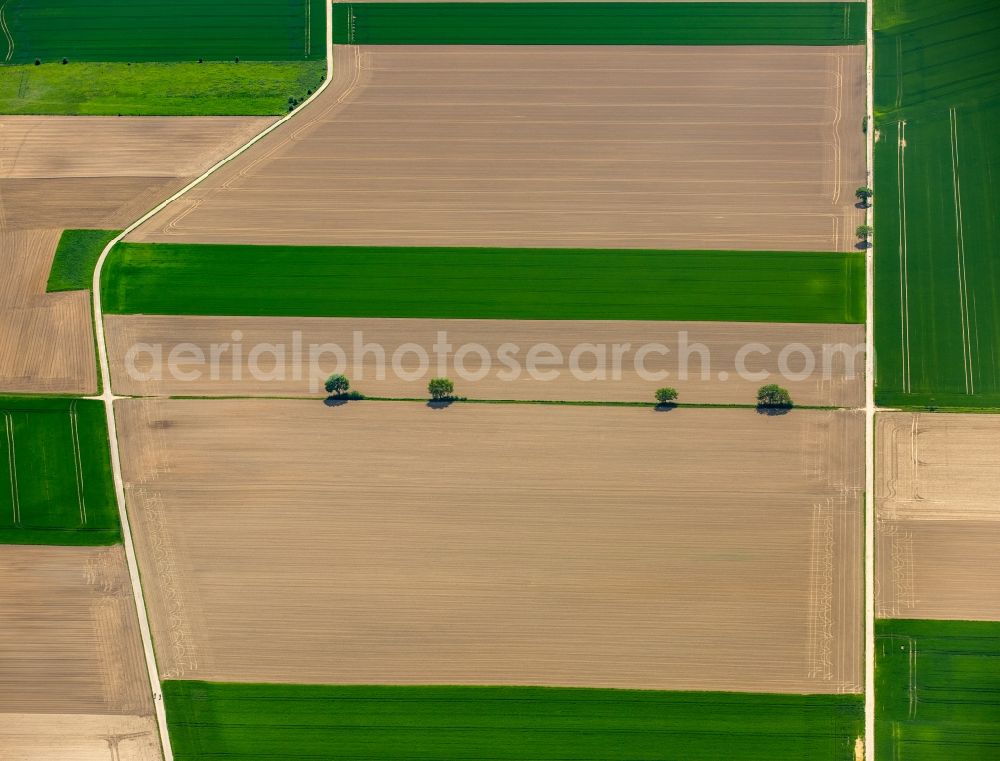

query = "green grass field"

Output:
[[46, 230, 119, 291], [102, 243, 865, 324], [0, 60, 326, 116], [0, 396, 119, 545], [333, 2, 865, 45], [873, 0, 1000, 408], [165, 682, 863, 760], [3, 0, 325, 63], [876, 619, 1000, 760]]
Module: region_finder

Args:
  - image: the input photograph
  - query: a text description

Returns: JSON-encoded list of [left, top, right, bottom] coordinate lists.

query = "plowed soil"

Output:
[[117, 399, 863, 694], [0, 115, 273, 393], [130, 45, 866, 251], [106, 314, 865, 406], [876, 412, 1000, 621]]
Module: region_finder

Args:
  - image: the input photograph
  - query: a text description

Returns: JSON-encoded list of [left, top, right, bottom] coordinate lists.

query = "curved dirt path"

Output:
[[87, 6, 335, 760]]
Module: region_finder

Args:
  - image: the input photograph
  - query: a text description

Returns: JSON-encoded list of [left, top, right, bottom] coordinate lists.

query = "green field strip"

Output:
[[102, 243, 865, 324], [3, 0, 326, 64], [165, 682, 863, 760], [46, 229, 120, 291], [0, 396, 119, 545], [332, 2, 865, 46], [876, 619, 1000, 761], [0, 60, 326, 116], [873, 0, 1000, 407]]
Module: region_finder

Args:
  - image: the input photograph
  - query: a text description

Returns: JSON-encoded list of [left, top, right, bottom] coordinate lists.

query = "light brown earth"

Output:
[[0, 115, 274, 394], [106, 314, 865, 406], [876, 412, 1000, 621], [130, 45, 866, 251], [118, 399, 863, 693], [0, 544, 160, 760], [0, 714, 160, 761]]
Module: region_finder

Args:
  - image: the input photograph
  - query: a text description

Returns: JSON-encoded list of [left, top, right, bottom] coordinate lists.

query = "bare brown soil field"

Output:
[[118, 399, 863, 693], [0, 544, 159, 760], [0, 714, 160, 761], [106, 314, 864, 405], [130, 45, 865, 251], [876, 412, 1000, 621], [0, 229, 96, 393], [0, 115, 273, 394]]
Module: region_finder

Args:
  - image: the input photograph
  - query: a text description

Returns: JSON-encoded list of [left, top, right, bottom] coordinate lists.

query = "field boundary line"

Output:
[[69, 401, 87, 525], [0, 1, 13, 63], [87, 5, 335, 760], [4, 412, 19, 525], [864, 0, 875, 758], [949, 107, 973, 394]]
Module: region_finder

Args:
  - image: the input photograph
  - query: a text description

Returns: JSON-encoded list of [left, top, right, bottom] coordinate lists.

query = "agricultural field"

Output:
[[164, 681, 863, 761], [130, 44, 866, 252], [332, 2, 866, 45], [876, 412, 1000, 621], [102, 243, 865, 324], [117, 400, 863, 694], [0, 396, 118, 545], [0, 544, 159, 759], [0, 115, 273, 393], [2, 0, 325, 63], [46, 229, 120, 292], [875, 619, 1000, 761], [105, 314, 865, 405], [873, 0, 1000, 408], [0, 60, 326, 116]]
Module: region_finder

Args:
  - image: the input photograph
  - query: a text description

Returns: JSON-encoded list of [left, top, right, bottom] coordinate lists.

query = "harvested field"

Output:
[[0, 545, 150, 714], [130, 44, 866, 251], [118, 400, 863, 693], [106, 314, 865, 406], [0, 229, 95, 394], [0, 115, 273, 393], [0, 713, 160, 761], [876, 412, 1000, 621]]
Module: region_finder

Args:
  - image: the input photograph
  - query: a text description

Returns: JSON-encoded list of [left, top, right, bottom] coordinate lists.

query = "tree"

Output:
[[855, 186, 873, 206], [655, 387, 678, 404], [324, 373, 350, 395], [428, 377, 454, 400], [856, 224, 873, 243], [757, 384, 793, 409]]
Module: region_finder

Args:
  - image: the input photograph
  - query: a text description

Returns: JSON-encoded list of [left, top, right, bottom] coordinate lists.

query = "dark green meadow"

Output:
[[46, 229, 119, 291], [165, 682, 864, 760], [4, 0, 326, 63], [876, 619, 1000, 760], [102, 243, 865, 324], [333, 2, 865, 45], [0, 396, 119, 545], [873, 0, 1000, 408]]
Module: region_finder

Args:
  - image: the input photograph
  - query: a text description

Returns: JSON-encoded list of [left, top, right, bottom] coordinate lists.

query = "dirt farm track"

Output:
[[117, 399, 863, 695], [131, 45, 865, 251]]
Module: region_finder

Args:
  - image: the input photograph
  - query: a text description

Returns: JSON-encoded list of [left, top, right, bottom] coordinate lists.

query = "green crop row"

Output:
[[333, 2, 866, 46], [102, 243, 865, 324], [0, 396, 119, 545], [165, 681, 863, 760]]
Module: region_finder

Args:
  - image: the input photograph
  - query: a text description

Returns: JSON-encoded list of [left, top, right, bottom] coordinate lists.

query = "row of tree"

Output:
[[326, 374, 793, 409]]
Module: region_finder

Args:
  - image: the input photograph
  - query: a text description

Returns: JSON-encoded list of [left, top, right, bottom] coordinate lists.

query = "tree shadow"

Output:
[[855, 201, 871, 209], [756, 405, 792, 416], [426, 399, 454, 409], [323, 398, 348, 407], [855, 241, 871, 250], [653, 402, 677, 412]]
